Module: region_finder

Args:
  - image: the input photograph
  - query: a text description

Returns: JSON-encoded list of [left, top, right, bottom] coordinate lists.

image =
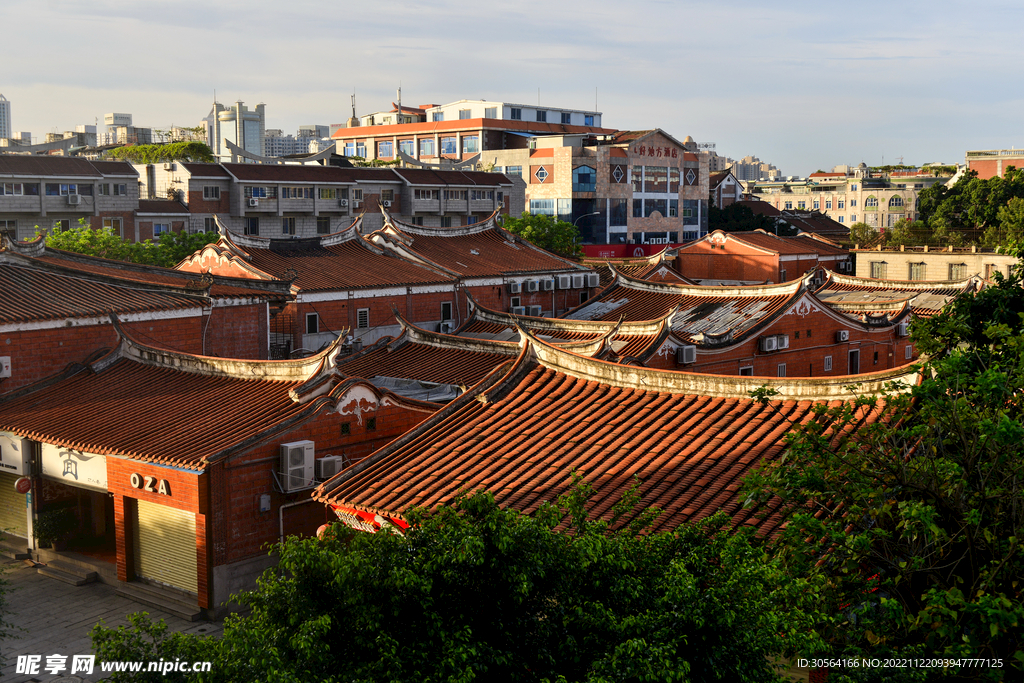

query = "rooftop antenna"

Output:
[[396, 85, 402, 121], [351, 92, 357, 119]]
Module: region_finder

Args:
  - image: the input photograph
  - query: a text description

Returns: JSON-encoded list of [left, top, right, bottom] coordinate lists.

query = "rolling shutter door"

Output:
[[135, 499, 197, 594], [0, 473, 28, 539]]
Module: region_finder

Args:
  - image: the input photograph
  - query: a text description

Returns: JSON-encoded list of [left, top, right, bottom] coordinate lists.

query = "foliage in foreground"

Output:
[[743, 267, 1024, 681], [502, 211, 584, 258], [108, 141, 214, 164], [40, 219, 219, 268], [92, 485, 825, 682]]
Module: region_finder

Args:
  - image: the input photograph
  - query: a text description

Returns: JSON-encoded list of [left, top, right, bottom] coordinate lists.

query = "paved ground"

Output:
[[1, 559, 222, 682]]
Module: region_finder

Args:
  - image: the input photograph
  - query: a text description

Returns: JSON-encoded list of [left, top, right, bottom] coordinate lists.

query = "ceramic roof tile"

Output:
[[816, 271, 981, 317], [339, 337, 513, 386], [316, 338, 913, 535]]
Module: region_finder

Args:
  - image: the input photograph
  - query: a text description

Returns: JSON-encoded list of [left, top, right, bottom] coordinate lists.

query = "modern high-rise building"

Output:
[[203, 100, 266, 162], [0, 94, 11, 140]]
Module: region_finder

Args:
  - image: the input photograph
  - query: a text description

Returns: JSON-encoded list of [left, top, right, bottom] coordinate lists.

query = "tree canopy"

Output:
[[708, 201, 777, 233], [502, 212, 584, 258], [41, 220, 219, 268], [911, 168, 1024, 247], [109, 141, 214, 164], [92, 485, 825, 683], [743, 264, 1024, 680]]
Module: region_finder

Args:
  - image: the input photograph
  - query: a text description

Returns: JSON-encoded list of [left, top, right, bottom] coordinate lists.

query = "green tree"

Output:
[[93, 486, 826, 682], [42, 219, 219, 268], [109, 141, 215, 164], [708, 201, 776, 233], [847, 221, 877, 246], [502, 211, 584, 258], [743, 264, 1024, 680]]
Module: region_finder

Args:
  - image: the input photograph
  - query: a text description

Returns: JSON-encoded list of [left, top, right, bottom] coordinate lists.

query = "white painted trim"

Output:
[[0, 307, 204, 334]]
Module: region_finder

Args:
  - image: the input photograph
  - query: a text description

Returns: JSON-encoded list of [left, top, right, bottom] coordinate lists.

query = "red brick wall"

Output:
[[89, 211, 137, 242], [187, 189, 231, 214], [649, 307, 916, 377], [212, 400, 433, 565], [205, 303, 268, 359], [676, 242, 783, 282]]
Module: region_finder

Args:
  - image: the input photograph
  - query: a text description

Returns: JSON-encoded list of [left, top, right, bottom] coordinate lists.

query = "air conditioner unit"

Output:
[[571, 274, 585, 289], [676, 344, 697, 365], [338, 199, 349, 207], [315, 455, 347, 481], [897, 321, 909, 337], [163, 162, 176, 171], [382, 200, 392, 207], [67, 194, 81, 206], [527, 305, 542, 316], [556, 275, 571, 290], [776, 334, 789, 349], [279, 440, 315, 492], [508, 282, 522, 294], [439, 321, 454, 333], [510, 306, 526, 315], [586, 273, 600, 288], [836, 330, 850, 342], [759, 336, 778, 352], [541, 279, 555, 291], [525, 280, 539, 293], [248, 198, 259, 207]]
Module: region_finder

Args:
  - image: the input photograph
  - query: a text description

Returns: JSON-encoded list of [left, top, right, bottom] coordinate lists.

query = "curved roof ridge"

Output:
[[105, 314, 349, 383], [614, 264, 808, 298], [823, 268, 982, 292], [382, 204, 500, 237], [519, 328, 921, 402], [392, 308, 521, 355]]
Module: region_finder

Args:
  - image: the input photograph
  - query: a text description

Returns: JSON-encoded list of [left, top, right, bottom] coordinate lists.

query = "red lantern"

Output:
[[316, 524, 330, 539]]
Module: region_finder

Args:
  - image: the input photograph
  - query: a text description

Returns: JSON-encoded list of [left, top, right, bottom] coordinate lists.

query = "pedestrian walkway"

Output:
[[1, 559, 222, 682]]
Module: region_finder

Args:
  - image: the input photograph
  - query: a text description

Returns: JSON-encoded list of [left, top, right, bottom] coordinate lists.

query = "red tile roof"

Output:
[[88, 160, 137, 176], [314, 336, 919, 535], [374, 210, 588, 278], [181, 224, 453, 292], [222, 163, 398, 184], [0, 156, 101, 177], [582, 249, 696, 287], [0, 326, 437, 470], [181, 162, 232, 178]]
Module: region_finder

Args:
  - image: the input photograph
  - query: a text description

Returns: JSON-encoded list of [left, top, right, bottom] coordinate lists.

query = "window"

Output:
[[850, 199, 857, 207], [497, 191, 504, 203], [484, 107, 497, 118], [377, 141, 393, 157], [797, 201, 805, 210], [579, 291, 589, 306], [534, 166, 549, 183], [344, 142, 357, 157], [399, 139, 415, 156], [111, 183, 126, 196], [440, 302, 453, 321], [837, 200, 844, 209], [1, 183, 23, 196], [644, 166, 668, 193], [53, 219, 70, 232], [102, 217, 122, 237], [850, 184, 858, 191], [572, 166, 596, 192], [865, 196, 878, 208], [529, 199, 555, 216], [340, 422, 351, 436], [414, 189, 439, 200], [874, 351, 879, 365], [825, 199, 832, 210], [470, 190, 493, 200], [584, 115, 594, 126], [561, 112, 571, 124], [444, 189, 468, 200], [153, 223, 169, 239], [536, 110, 547, 122], [784, 201, 793, 210], [909, 262, 926, 280], [505, 165, 522, 178], [432, 112, 444, 122], [870, 261, 887, 278], [851, 214, 857, 222], [244, 217, 259, 235], [440, 216, 452, 227], [204, 217, 216, 232], [777, 363, 786, 378], [352, 189, 363, 201], [668, 167, 679, 193], [949, 263, 967, 279], [739, 366, 753, 376], [510, 108, 522, 120], [668, 199, 679, 217], [644, 198, 667, 217], [906, 345, 913, 360], [889, 196, 904, 208], [282, 217, 296, 235], [0, 219, 16, 235], [282, 187, 313, 199], [419, 138, 435, 156], [306, 313, 319, 335], [203, 186, 220, 200], [813, 200, 819, 210], [466, 215, 477, 224], [355, 142, 366, 157], [824, 355, 833, 372], [357, 308, 369, 328], [411, 216, 424, 225], [838, 216, 844, 223], [459, 109, 471, 120], [245, 186, 269, 199], [319, 187, 336, 200], [366, 417, 377, 431], [317, 216, 331, 235], [462, 135, 479, 153], [440, 137, 457, 155]]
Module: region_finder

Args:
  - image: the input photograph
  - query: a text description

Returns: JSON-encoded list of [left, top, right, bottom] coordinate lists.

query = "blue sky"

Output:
[[4, 0, 1022, 175]]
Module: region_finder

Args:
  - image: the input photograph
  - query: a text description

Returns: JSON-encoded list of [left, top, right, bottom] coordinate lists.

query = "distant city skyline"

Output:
[[4, 0, 1022, 176]]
